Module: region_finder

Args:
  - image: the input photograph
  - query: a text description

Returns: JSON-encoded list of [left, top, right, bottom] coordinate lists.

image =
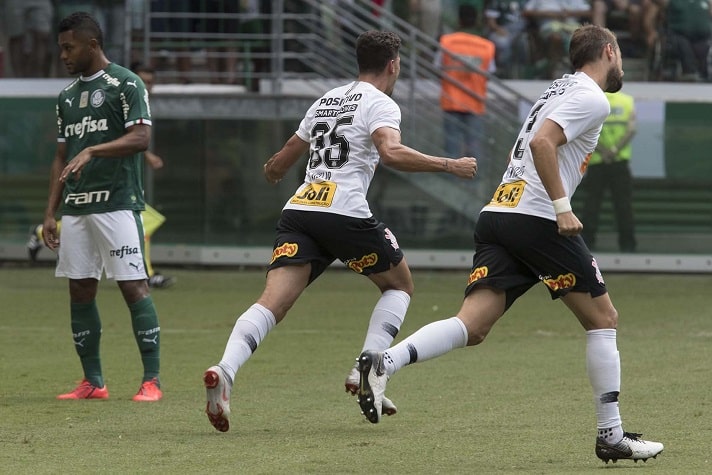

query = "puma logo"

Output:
[[65, 97, 75, 107], [142, 335, 158, 345], [129, 262, 139, 270], [127, 80, 137, 88]]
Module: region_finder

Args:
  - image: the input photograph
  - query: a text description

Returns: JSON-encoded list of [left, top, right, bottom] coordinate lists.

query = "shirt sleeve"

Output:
[[549, 89, 609, 143], [367, 95, 401, 135], [122, 73, 152, 128], [56, 98, 66, 143]]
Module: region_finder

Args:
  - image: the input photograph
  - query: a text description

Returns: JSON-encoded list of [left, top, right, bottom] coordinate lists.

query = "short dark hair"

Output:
[[569, 24, 618, 70], [58, 11, 104, 48], [356, 31, 401, 74]]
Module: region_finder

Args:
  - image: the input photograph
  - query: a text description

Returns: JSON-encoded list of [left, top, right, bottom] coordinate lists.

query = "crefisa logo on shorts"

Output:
[[110, 245, 140, 258]]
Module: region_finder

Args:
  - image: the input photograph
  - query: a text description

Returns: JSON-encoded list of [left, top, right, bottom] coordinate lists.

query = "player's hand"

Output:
[[145, 151, 164, 169], [43, 217, 60, 250], [449, 157, 478, 179], [264, 162, 283, 184], [556, 211, 583, 236], [60, 149, 92, 182]]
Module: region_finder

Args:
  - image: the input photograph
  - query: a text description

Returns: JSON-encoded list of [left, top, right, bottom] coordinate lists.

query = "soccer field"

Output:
[[1, 265, 710, 474]]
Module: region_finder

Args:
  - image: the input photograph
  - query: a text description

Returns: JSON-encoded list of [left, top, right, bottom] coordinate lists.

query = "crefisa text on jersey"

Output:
[[64, 116, 109, 138]]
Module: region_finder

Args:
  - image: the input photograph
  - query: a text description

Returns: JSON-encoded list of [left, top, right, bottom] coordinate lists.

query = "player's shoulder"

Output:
[[58, 78, 81, 97], [104, 63, 143, 87]]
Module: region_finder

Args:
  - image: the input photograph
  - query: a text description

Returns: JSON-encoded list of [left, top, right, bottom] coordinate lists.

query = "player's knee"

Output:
[[467, 330, 488, 346], [603, 306, 619, 329]]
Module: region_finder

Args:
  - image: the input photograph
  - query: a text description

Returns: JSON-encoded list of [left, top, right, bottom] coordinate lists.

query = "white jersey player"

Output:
[[357, 25, 664, 465], [203, 30, 477, 433]]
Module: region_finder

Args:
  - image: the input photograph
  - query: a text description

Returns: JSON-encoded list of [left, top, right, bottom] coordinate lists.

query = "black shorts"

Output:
[[267, 210, 404, 284], [465, 211, 607, 310]]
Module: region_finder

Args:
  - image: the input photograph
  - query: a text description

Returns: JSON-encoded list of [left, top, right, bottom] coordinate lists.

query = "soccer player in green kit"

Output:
[[41, 11, 162, 401]]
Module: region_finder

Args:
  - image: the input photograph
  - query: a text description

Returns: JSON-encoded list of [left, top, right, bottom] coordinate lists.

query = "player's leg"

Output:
[[204, 263, 311, 431], [97, 210, 163, 402], [55, 216, 108, 400], [218, 263, 310, 379], [357, 286, 506, 423], [204, 211, 325, 431], [562, 291, 663, 462]]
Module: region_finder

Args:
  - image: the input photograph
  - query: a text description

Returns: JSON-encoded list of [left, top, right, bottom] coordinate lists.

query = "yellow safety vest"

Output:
[[590, 91, 635, 165]]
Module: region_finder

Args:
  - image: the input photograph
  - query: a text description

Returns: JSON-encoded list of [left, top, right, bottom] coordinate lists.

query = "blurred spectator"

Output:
[[648, 0, 712, 81], [4, 0, 53, 77], [151, 0, 198, 83], [201, 0, 241, 84], [581, 91, 637, 253], [409, 0, 444, 39], [591, 0, 645, 57], [522, 0, 591, 79], [438, 5, 495, 159], [484, 0, 529, 77]]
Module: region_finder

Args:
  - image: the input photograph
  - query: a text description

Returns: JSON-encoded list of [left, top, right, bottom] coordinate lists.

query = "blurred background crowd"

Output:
[[2, 0, 711, 83]]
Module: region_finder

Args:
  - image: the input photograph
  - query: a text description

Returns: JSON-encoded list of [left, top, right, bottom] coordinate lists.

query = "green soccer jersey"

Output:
[[57, 62, 152, 215]]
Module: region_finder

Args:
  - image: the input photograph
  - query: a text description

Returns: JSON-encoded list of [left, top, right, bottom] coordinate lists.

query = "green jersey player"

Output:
[[41, 11, 162, 402]]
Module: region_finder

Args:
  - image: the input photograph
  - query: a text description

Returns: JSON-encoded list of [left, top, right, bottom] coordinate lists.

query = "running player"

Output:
[[202, 30, 478, 432], [356, 24, 664, 464]]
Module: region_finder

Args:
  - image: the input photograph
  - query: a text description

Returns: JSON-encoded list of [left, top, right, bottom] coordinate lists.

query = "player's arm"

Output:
[[264, 134, 310, 184], [372, 126, 477, 179], [43, 142, 68, 249], [59, 124, 151, 182], [529, 118, 582, 235]]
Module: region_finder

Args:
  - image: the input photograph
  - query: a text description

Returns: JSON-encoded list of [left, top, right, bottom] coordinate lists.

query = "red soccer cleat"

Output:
[[57, 379, 109, 400], [132, 378, 162, 402]]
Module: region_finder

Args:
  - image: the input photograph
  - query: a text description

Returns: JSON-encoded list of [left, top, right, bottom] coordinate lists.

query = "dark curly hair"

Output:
[[356, 31, 401, 74], [58, 11, 104, 48]]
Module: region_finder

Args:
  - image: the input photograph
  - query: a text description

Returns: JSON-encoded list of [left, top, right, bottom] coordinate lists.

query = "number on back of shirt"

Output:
[[309, 115, 354, 169]]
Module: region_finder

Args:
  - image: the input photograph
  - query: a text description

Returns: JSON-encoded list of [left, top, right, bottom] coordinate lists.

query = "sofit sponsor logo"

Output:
[[468, 266, 488, 285], [270, 242, 298, 264], [110, 245, 140, 258], [64, 116, 108, 138], [542, 273, 576, 291], [289, 181, 336, 207], [347, 253, 378, 274]]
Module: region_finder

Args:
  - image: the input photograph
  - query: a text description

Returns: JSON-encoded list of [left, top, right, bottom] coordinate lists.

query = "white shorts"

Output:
[[56, 210, 148, 281]]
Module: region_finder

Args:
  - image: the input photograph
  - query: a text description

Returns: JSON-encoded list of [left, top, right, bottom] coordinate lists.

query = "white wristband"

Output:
[[552, 197, 572, 215]]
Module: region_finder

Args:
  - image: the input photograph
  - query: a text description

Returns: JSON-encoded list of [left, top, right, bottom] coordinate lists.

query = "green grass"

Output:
[[1, 265, 711, 474]]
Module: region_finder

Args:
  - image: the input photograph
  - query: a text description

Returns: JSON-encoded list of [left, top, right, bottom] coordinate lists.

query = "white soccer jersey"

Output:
[[284, 81, 401, 218], [483, 72, 610, 220]]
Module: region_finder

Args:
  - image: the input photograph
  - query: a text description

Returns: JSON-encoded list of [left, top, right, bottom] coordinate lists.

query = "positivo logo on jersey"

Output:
[[64, 116, 108, 139], [65, 190, 110, 205]]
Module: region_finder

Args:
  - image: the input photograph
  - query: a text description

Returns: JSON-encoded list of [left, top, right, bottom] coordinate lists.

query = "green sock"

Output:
[[70, 301, 104, 388], [129, 296, 161, 383]]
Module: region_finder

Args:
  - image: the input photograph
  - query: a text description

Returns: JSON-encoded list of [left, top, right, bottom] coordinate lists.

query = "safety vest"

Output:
[[590, 91, 635, 165], [439, 32, 495, 114]]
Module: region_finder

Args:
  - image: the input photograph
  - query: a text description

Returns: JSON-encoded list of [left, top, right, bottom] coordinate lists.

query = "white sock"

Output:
[[219, 303, 276, 381], [586, 328, 623, 442], [360, 289, 409, 352], [383, 317, 468, 376]]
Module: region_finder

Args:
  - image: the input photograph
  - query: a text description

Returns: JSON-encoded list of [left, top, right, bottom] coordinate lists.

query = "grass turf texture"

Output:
[[1, 266, 710, 473]]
